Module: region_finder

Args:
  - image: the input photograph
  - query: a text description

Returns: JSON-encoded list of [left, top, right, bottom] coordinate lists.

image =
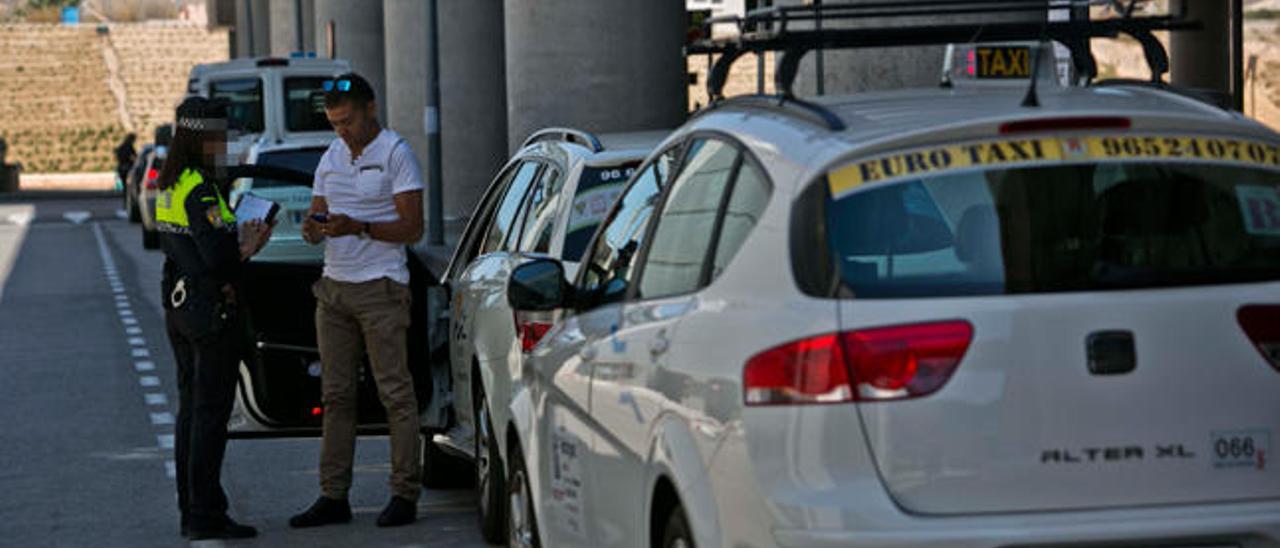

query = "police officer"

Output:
[[154, 97, 272, 540]]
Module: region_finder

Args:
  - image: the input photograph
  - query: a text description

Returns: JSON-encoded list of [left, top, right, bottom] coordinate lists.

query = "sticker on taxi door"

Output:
[[1210, 429, 1269, 470]]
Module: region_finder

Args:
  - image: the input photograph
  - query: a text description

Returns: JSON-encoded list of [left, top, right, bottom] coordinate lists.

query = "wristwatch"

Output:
[[360, 221, 371, 240]]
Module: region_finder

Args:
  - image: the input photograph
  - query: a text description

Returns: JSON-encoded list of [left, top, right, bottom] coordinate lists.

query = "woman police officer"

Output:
[[154, 97, 272, 540]]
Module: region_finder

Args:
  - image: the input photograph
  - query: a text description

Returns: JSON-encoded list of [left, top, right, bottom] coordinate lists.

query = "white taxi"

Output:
[[434, 128, 664, 543], [500, 5, 1280, 548]]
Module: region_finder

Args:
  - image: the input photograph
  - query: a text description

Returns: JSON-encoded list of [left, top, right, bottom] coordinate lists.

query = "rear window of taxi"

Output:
[[794, 134, 1280, 298]]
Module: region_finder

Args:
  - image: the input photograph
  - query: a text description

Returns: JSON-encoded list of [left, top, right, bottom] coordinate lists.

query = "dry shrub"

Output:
[[98, 0, 177, 22], [23, 5, 62, 23]]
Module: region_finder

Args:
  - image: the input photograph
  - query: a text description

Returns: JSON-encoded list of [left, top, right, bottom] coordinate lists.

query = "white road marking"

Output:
[[128, 337, 145, 346], [5, 211, 32, 226], [165, 460, 175, 479], [126, 326, 142, 335], [115, 301, 130, 309], [145, 393, 167, 406], [149, 412, 174, 425], [131, 348, 150, 358], [134, 361, 155, 372], [157, 434, 174, 449], [115, 209, 127, 220], [118, 308, 133, 317], [63, 211, 91, 224], [112, 287, 124, 294], [122, 317, 137, 325], [139, 376, 160, 387]]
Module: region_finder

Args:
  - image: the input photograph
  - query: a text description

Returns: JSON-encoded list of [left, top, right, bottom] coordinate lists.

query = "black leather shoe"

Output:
[[290, 496, 352, 528], [376, 496, 416, 527], [188, 517, 257, 540]]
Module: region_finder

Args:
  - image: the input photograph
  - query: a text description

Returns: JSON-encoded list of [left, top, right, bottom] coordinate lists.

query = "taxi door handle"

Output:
[[579, 345, 597, 361], [649, 330, 670, 358]]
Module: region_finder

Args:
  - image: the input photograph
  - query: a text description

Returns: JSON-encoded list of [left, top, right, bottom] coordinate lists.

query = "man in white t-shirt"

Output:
[[290, 73, 424, 529]]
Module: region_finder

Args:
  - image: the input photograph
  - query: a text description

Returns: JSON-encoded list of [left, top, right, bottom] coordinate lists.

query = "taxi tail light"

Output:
[[743, 321, 972, 406], [842, 320, 972, 401], [1238, 305, 1280, 372], [744, 333, 853, 405], [144, 168, 159, 189], [999, 116, 1131, 134], [514, 312, 553, 353]]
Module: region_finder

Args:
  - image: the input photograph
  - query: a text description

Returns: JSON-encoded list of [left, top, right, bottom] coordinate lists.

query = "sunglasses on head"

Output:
[[323, 79, 352, 92]]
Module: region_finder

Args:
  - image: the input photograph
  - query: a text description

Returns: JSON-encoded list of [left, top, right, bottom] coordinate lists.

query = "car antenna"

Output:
[[1020, 42, 1045, 108], [1020, 21, 1050, 108]]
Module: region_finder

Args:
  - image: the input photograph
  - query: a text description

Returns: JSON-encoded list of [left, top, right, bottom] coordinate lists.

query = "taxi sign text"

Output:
[[973, 46, 1031, 79], [828, 134, 1280, 199]]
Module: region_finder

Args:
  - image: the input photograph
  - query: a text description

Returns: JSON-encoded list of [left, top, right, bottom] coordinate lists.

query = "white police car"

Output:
[[500, 4, 1280, 547]]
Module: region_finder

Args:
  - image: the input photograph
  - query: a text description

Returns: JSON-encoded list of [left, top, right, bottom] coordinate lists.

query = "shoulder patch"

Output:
[[206, 205, 225, 228]]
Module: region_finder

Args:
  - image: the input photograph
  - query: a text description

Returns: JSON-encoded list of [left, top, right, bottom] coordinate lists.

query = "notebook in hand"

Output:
[[234, 193, 280, 225]]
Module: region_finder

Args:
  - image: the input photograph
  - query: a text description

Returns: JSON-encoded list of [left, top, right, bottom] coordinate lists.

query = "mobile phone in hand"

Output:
[[310, 213, 328, 223]]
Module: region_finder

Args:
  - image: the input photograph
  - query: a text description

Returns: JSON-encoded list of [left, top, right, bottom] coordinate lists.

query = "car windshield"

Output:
[[284, 77, 331, 132], [209, 78, 264, 133], [563, 161, 639, 261], [821, 161, 1280, 298], [252, 148, 325, 188]]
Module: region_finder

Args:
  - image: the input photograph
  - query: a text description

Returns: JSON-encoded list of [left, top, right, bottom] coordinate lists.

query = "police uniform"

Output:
[[155, 166, 244, 535]]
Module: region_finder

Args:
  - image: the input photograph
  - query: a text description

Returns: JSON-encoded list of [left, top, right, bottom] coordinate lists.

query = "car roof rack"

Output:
[[521, 127, 605, 153], [686, 0, 1199, 126], [691, 94, 847, 131]]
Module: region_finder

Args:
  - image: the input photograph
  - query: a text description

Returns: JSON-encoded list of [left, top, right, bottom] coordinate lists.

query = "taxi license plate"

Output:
[[973, 46, 1031, 79]]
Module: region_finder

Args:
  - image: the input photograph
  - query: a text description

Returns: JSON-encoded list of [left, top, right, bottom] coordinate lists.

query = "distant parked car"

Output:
[[138, 147, 166, 250], [123, 143, 154, 223]]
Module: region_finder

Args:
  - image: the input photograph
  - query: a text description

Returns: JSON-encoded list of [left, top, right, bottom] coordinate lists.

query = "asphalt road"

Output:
[[0, 195, 489, 548]]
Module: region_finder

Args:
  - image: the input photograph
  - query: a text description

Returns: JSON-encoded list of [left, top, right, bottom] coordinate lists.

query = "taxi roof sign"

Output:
[[943, 42, 1061, 88]]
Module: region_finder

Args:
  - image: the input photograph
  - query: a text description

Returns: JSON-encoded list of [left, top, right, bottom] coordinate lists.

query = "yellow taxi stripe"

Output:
[[828, 134, 1280, 199]]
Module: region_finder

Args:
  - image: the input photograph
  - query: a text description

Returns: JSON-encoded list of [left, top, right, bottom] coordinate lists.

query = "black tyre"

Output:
[[421, 432, 473, 489], [127, 188, 141, 223], [475, 386, 507, 543], [142, 227, 159, 250], [660, 504, 694, 548], [506, 444, 540, 548]]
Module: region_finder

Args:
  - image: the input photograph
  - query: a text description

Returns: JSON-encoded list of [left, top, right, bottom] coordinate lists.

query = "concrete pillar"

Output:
[[384, 0, 507, 221], [268, 0, 314, 55], [775, 1, 1045, 95], [314, 0, 386, 119], [504, 0, 687, 153], [1171, 0, 1231, 102], [234, 0, 271, 58]]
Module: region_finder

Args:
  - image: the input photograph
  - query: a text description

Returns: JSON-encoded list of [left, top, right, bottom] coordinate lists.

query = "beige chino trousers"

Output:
[[313, 277, 421, 501]]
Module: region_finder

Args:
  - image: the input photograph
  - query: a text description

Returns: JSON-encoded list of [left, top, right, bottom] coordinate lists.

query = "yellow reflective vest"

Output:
[[155, 168, 235, 234]]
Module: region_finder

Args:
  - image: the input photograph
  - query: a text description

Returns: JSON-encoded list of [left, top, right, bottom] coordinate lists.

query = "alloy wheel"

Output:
[[508, 462, 534, 548]]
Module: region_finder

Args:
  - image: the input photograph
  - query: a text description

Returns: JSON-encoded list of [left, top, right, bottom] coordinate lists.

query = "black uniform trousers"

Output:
[[165, 302, 243, 531]]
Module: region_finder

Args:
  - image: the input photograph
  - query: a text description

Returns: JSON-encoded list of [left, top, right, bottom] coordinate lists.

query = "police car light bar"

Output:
[[687, 0, 1196, 102]]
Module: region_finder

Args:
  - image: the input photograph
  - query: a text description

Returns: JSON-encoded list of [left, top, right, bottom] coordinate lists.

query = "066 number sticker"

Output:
[[1211, 430, 1269, 470]]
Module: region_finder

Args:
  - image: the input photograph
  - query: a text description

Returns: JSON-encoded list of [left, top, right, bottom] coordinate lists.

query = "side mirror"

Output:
[[508, 259, 569, 311]]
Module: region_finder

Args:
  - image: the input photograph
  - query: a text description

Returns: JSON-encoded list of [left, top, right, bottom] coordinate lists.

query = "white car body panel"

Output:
[[509, 82, 1280, 547], [442, 136, 659, 478]]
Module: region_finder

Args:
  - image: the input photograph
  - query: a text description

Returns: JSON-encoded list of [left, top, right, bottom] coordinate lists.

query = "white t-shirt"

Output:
[[313, 129, 424, 284]]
